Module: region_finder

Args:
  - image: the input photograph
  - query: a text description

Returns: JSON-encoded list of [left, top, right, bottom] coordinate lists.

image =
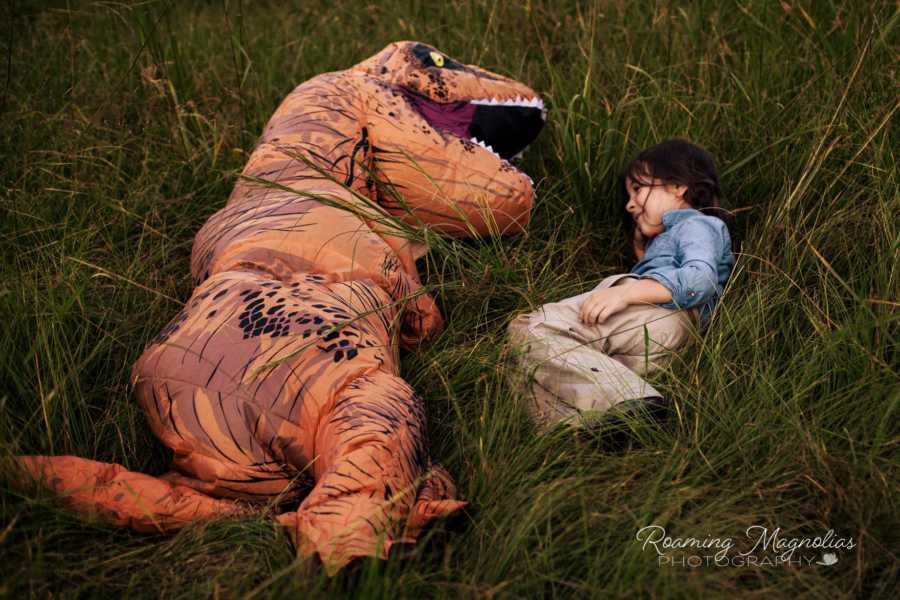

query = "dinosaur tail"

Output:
[[12, 455, 250, 532]]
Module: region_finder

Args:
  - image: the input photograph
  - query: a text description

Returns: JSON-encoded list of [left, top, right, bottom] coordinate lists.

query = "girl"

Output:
[[507, 139, 734, 429]]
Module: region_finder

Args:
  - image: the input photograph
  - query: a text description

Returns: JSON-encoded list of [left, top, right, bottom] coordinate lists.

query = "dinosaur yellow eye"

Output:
[[429, 51, 445, 67]]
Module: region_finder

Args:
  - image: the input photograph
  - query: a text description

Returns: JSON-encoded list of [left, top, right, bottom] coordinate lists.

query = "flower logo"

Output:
[[817, 553, 838, 566]]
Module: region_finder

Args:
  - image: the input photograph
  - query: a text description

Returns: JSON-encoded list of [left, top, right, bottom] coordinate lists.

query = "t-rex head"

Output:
[[351, 41, 546, 238], [354, 41, 545, 161]]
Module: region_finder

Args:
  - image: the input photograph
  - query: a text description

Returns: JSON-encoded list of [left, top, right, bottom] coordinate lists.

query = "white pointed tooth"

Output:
[[471, 96, 546, 111]]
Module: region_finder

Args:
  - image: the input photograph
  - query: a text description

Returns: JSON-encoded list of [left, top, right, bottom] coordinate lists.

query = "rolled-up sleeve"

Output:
[[637, 219, 726, 310]]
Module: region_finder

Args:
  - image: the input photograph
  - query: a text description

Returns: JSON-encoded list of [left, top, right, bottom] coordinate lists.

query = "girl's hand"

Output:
[[632, 227, 646, 260], [579, 288, 630, 325]]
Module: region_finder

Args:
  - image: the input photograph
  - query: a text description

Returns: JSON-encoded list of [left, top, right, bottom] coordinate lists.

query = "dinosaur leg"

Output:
[[15, 455, 250, 532], [276, 370, 465, 575]]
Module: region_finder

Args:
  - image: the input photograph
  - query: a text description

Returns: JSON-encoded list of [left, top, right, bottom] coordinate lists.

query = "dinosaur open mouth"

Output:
[[400, 89, 546, 161]]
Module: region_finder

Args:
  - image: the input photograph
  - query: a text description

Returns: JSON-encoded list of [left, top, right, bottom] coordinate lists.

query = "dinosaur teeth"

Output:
[[470, 95, 546, 116], [469, 137, 500, 159], [468, 137, 534, 185]]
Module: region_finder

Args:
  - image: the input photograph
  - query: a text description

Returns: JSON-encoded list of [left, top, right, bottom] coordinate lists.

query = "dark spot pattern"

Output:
[[152, 308, 190, 345], [232, 284, 366, 365], [238, 287, 297, 339]]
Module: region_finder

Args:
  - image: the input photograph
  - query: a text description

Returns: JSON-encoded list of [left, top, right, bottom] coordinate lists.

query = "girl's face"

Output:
[[624, 174, 690, 238]]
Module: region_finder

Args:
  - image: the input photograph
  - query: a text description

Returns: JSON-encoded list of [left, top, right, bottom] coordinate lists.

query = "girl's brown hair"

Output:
[[621, 138, 726, 242]]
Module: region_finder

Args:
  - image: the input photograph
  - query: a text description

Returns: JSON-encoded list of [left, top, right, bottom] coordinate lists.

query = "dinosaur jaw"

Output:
[[400, 89, 545, 161], [468, 98, 546, 161]]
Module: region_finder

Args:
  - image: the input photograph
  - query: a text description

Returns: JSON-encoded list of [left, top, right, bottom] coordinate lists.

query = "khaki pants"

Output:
[[507, 274, 697, 429]]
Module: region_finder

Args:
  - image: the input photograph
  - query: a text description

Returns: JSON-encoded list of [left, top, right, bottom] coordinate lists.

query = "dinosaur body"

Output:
[[19, 41, 545, 573]]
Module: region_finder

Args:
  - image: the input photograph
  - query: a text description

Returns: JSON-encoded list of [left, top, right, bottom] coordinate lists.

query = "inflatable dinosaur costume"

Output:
[[18, 41, 545, 573]]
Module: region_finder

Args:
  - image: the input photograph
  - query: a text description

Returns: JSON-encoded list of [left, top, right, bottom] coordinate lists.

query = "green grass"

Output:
[[1, 0, 898, 597]]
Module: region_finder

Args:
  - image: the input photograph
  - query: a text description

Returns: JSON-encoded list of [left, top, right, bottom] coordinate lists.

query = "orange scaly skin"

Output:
[[17, 41, 544, 574]]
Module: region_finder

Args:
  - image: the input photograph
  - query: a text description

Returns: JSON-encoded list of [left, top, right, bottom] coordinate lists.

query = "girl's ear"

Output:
[[673, 183, 688, 200]]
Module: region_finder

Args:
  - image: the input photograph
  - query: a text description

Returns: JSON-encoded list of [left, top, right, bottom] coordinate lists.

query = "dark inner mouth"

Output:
[[400, 89, 543, 161]]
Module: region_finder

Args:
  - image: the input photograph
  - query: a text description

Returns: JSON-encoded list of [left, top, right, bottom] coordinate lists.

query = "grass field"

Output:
[[1, 0, 897, 597]]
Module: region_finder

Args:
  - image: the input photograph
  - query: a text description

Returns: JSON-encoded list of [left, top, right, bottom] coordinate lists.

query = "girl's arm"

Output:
[[580, 218, 731, 324], [579, 278, 671, 324], [619, 278, 672, 303], [636, 218, 730, 311]]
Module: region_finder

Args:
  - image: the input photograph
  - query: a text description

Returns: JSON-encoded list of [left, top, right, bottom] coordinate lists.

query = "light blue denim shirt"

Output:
[[631, 208, 733, 327]]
